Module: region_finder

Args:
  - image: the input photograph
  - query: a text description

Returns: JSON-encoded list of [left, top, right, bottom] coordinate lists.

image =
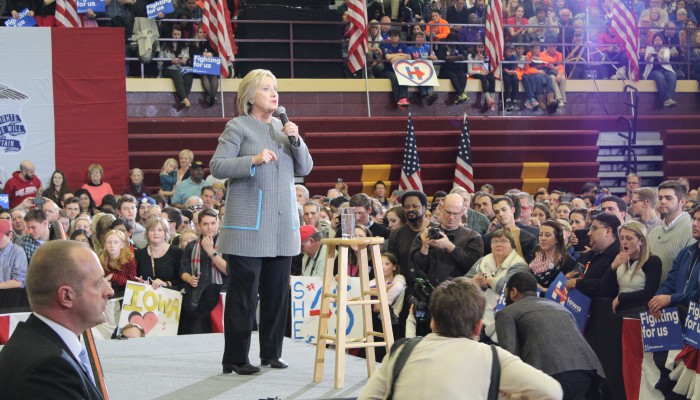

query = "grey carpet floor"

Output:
[[97, 333, 372, 400]]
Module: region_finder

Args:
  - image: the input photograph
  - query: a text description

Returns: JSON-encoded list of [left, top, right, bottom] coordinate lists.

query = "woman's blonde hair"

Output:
[[99, 230, 134, 271], [619, 221, 650, 272], [178, 149, 194, 162], [87, 164, 103, 178], [130, 168, 144, 178], [236, 69, 277, 116], [69, 216, 92, 236], [160, 158, 178, 175], [145, 217, 171, 244]]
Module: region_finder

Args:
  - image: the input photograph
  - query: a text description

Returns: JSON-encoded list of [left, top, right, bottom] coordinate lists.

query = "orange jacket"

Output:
[[426, 18, 450, 40], [538, 50, 564, 75]]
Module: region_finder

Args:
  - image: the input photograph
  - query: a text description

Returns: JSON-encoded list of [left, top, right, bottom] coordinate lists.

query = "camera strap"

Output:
[[386, 338, 501, 400], [386, 336, 423, 400]]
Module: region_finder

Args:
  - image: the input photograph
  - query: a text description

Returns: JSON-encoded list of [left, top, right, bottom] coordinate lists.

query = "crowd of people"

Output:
[[3, 150, 700, 397], [5, 0, 699, 111]]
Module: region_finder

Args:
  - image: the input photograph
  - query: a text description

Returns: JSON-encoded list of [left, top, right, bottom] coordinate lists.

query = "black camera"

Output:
[[427, 227, 442, 240], [407, 277, 434, 327]]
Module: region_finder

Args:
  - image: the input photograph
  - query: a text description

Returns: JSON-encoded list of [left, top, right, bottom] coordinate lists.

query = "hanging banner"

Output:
[[290, 276, 365, 344], [118, 281, 182, 337]]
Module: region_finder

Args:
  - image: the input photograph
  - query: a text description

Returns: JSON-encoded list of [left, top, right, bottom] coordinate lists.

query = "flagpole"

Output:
[[499, 64, 505, 114], [220, 74, 225, 118], [364, 63, 371, 117]]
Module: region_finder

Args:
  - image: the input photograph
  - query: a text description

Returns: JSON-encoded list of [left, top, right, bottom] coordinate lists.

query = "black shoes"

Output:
[[222, 363, 261, 375], [261, 358, 288, 369]]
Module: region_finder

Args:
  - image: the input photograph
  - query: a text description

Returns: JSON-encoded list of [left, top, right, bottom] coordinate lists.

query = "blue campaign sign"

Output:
[[565, 289, 591, 332], [493, 286, 507, 315], [4, 9, 37, 27], [146, 0, 175, 19], [76, 0, 106, 13], [192, 55, 222, 76], [543, 272, 590, 331], [0, 194, 9, 209], [544, 272, 568, 303], [684, 301, 700, 348], [640, 307, 684, 352]]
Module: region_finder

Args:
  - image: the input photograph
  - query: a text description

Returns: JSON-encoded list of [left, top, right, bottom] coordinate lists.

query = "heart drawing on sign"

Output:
[[128, 311, 158, 334], [393, 59, 435, 85]]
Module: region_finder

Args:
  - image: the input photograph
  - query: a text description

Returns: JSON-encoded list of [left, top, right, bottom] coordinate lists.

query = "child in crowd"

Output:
[[467, 43, 497, 111], [159, 158, 178, 200], [409, 31, 439, 106], [379, 29, 412, 108], [502, 43, 520, 112], [100, 229, 136, 294], [437, 33, 470, 104]]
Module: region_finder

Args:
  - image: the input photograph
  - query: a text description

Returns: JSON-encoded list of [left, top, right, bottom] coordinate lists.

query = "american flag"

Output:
[[453, 114, 474, 193], [203, 0, 237, 78], [399, 113, 423, 192], [611, 0, 639, 80], [484, 0, 503, 78], [56, 0, 81, 27], [346, 0, 368, 74]]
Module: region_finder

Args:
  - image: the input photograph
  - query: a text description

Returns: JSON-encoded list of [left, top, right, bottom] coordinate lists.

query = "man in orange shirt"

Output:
[[539, 35, 566, 110], [426, 9, 450, 41]]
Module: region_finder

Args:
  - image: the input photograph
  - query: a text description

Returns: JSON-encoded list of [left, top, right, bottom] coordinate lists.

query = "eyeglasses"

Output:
[[491, 239, 511, 245]]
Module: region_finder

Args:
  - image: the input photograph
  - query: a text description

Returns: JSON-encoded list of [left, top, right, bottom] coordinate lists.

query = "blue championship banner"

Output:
[[192, 55, 221, 76], [544, 272, 591, 331], [684, 301, 700, 348], [146, 0, 175, 19], [4, 9, 37, 27], [76, 0, 106, 13], [640, 307, 684, 352]]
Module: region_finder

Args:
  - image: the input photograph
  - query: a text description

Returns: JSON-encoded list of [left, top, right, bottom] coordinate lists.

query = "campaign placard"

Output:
[[4, 9, 37, 27], [393, 59, 439, 87], [544, 272, 591, 331], [0, 194, 8, 209], [290, 276, 365, 344], [117, 280, 182, 337], [146, 0, 175, 19], [640, 307, 684, 352], [192, 55, 222, 76], [685, 301, 700, 348], [76, 0, 106, 14], [493, 286, 507, 315]]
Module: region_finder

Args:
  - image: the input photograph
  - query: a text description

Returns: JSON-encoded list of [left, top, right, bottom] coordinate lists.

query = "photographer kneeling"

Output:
[[410, 194, 484, 286], [359, 277, 564, 400]]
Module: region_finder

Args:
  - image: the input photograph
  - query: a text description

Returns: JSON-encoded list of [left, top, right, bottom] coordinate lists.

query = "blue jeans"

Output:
[[650, 68, 677, 101]]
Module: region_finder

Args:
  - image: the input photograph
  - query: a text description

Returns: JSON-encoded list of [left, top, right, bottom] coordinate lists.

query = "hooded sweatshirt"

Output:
[[3, 171, 42, 209]]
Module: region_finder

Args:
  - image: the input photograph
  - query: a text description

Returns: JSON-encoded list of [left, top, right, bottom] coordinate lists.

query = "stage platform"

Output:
[[98, 333, 368, 400]]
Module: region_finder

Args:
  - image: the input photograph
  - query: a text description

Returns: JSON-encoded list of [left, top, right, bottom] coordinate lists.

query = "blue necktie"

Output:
[[79, 347, 96, 385]]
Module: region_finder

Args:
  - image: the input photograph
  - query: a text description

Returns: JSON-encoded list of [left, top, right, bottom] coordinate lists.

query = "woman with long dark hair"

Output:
[[44, 170, 71, 208], [528, 220, 578, 290], [161, 23, 193, 110]]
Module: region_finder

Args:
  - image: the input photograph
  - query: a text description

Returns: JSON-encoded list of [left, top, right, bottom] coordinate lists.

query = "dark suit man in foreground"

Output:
[[0, 240, 113, 399], [496, 272, 604, 400]]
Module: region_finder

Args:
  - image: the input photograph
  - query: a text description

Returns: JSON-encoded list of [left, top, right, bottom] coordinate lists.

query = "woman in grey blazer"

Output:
[[210, 69, 313, 375]]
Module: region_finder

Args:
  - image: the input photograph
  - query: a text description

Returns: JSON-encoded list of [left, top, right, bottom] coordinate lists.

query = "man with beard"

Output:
[[648, 180, 695, 282], [3, 161, 42, 209], [386, 191, 431, 282], [473, 192, 495, 220]]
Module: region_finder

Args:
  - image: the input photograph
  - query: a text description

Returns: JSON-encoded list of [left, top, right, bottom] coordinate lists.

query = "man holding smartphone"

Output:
[[2, 160, 42, 209]]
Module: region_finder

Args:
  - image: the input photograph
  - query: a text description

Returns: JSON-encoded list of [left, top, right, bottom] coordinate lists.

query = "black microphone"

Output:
[[277, 106, 296, 145]]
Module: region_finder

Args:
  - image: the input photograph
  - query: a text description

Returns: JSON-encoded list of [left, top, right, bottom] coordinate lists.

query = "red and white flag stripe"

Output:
[[611, 0, 640, 80], [346, 0, 368, 74], [56, 0, 82, 28], [484, 0, 503, 79], [203, 0, 236, 78]]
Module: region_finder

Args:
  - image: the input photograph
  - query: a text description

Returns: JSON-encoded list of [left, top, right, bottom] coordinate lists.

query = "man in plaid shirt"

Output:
[[20, 209, 52, 264]]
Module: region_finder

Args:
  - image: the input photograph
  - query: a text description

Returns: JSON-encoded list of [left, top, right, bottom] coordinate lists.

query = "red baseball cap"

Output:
[[300, 225, 317, 243], [0, 220, 11, 237]]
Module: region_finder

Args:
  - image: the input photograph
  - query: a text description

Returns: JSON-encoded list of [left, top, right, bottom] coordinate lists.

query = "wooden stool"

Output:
[[312, 237, 394, 389]]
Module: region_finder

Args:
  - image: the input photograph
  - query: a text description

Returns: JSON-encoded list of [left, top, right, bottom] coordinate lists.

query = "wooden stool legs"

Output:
[[312, 238, 394, 389]]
